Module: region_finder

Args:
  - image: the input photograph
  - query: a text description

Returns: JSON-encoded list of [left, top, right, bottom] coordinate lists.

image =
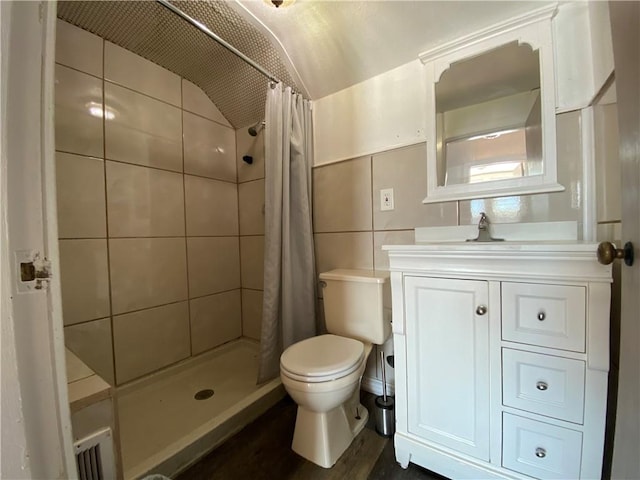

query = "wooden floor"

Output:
[[176, 393, 445, 480]]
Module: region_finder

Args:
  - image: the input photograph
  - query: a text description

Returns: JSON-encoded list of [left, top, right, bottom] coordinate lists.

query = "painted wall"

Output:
[[314, 2, 614, 166], [55, 20, 263, 386]]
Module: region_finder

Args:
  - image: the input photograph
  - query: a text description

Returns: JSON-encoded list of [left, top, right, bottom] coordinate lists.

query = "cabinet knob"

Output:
[[537, 311, 546, 321], [535, 447, 547, 458], [476, 305, 487, 316], [536, 381, 548, 391]]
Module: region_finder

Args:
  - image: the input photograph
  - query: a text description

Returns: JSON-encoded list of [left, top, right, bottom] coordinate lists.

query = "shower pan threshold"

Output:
[[117, 338, 284, 480]]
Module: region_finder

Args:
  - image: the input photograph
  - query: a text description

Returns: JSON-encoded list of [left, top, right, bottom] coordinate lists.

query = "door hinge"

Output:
[[16, 250, 52, 292]]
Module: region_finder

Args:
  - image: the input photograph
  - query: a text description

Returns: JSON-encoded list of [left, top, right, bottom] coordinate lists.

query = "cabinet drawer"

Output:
[[503, 349, 585, 423], [503, 413, 583, 480], [502, 282, 586, 352]]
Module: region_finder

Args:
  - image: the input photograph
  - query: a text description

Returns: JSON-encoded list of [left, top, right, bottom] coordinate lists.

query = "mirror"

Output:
[[421, 7, 563, 203]]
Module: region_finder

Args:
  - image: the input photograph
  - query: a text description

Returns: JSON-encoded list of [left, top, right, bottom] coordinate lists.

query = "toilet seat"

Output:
[[280, 334, 364, 383]]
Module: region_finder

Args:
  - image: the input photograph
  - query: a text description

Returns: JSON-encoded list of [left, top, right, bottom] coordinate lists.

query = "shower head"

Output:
[[248, 120, 265, 137]]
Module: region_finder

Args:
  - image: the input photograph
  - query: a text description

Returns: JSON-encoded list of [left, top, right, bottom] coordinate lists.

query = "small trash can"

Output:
[[374, 394, 395, 437]]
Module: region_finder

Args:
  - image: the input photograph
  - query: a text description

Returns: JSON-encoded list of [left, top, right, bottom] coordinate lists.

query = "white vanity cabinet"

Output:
[[384, 243, 612, 480]]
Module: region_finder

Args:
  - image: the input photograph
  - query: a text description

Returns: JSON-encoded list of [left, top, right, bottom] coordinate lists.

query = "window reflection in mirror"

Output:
[[435, 42, 542, 187]]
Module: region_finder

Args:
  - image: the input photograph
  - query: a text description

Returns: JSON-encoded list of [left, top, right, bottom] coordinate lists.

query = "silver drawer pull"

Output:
[[535, 447, 547, 458], [476, 305, 487, 315], [537, 311, 546, 321], [536, 381, 549, 391]]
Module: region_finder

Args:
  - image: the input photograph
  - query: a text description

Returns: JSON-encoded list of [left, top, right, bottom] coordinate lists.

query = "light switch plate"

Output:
[[381, 188, 394, 211]]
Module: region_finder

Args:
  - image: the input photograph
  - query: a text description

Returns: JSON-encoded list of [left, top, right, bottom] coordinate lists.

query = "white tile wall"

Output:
[[56, 20, 247, 386], [104, 83, 183, 172], [56, 152, 106, 238], [314, 232, 374, 273], [183, 111, 237, 181], [184, 175, 238, 236], [113, 302, 190, 383], [105, 42, 181, 107], [190, 290, 243, 354], [182, 79, 231, 126], [239, 180, 265, 235], [236, 127, 265, 183], [458, 111, 584, 226], [65, 318, 115, 385], [106, 161, 185, 237], [55, 20, 103, 78], [109, 237, 188, 315], [241, 289, 263, 340], [59, 239, 111, 325], [187, 237, 241, 298], [373, 230, 415, 271], [372, 144, 458, 230], [240, 236, 264, 290], [55, 65, 104, 157], [313, 156, 373, 232]]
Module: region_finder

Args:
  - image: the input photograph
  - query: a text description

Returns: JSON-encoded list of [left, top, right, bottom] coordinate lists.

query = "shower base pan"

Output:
[[117, 339, 284, 480]]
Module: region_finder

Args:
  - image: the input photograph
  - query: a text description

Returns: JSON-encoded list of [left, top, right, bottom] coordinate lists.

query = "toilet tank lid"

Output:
[[319, 269, 388, 284]]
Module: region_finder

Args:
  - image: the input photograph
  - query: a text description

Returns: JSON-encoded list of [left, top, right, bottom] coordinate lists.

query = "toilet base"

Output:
[[292, 399, 368, 468]]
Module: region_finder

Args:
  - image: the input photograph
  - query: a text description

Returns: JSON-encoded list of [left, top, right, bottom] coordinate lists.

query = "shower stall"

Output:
[[54, 2, 303, 477]]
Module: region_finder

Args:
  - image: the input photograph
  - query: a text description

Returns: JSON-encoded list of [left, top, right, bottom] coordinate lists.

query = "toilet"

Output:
[[280, 269, 390, 468]]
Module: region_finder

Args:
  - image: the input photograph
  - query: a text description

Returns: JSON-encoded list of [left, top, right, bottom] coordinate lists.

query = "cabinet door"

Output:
[[405, 276, 490, 461]]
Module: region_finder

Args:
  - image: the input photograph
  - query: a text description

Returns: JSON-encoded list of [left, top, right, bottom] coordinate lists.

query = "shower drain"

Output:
[[194, 389, 214, 400]]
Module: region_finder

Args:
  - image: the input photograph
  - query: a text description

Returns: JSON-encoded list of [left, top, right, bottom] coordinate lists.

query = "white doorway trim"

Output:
[[0, 1, 76, 478]]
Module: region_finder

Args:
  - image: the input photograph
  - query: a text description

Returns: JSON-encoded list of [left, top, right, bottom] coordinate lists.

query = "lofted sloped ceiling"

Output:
[[233, 0, 553, 101], [57, 0, 304, 129], [58, 1, 552, 129]]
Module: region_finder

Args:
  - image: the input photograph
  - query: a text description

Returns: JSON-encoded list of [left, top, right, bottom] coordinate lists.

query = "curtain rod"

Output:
[[155, 0, 281, 84]]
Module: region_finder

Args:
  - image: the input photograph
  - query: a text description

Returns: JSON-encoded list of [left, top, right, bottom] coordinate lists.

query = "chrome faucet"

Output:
[[466, 212, 504, 242]]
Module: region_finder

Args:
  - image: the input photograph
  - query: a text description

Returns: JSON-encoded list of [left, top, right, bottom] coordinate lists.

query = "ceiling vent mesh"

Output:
[[57, 1, 302, 128]]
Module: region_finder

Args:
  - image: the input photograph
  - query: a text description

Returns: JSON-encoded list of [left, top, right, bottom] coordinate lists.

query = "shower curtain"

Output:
[[257, 83, 316, 383]]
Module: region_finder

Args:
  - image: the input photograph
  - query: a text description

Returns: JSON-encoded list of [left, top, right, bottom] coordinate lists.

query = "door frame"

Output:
[[0, 1, 76, 477], [609, 1, 640, 478]]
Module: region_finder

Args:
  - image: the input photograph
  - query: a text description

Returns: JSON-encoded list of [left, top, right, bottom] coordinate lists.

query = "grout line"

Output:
[[91, 234, 240, 240], [98, 156, 239, 186], [55, 61, 102, 81], [103, 77, 233, 130], [112, 299, 190, 318], [180, 79, 193, 358], [369, 155, 376, 270], [58, 237, 107, 241], [238, 176, 266, 185], [100, 37, 119, 386], [189, 288, 244, 302], [235, 129, 246, 337], [182, 105, 233, 130], [314, 229, 379, 235], [104, 78, 181, 111], [64, 316, 111, 328], [239, 287, 264, 294]]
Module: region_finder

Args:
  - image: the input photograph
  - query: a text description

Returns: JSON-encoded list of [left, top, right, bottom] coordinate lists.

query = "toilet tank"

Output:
[[319, 269, 390, 345]]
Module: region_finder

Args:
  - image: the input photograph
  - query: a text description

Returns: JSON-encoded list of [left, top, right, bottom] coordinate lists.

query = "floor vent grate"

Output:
[[74, 427, 116, 480]]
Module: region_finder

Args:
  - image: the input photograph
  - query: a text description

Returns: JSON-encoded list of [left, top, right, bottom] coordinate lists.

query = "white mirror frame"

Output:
[[420, 4, 563, 204]]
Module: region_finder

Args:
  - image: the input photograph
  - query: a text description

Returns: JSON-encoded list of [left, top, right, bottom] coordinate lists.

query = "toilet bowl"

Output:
[[280, 334, 373, 468], [280, 269, 390, 469]]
